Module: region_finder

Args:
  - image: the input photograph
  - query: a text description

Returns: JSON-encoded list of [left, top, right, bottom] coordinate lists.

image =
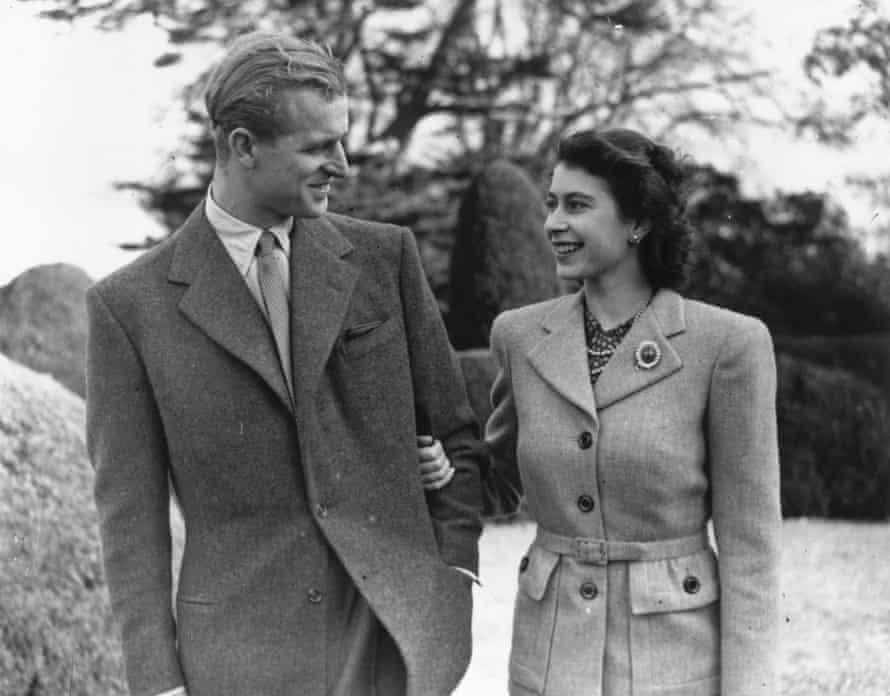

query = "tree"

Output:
[[29, 0, 776, 246], [798, 0, 890, 248]]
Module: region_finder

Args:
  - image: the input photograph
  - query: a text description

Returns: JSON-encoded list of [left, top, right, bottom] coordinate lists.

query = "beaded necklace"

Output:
[[583, 296, 650, 386]]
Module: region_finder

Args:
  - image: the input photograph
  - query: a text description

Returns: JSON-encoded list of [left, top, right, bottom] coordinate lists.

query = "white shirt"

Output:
[[204, 188, 294, 307]]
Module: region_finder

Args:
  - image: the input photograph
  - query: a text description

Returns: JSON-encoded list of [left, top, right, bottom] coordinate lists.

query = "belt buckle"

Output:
[[573, 538, 608, 565]]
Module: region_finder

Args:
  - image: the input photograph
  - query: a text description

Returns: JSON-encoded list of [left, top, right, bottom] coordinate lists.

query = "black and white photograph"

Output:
[[1, 1, 888, 694]]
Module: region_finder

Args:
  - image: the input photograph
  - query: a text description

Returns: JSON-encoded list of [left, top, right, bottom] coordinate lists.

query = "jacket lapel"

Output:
[[169, 204, 294, 414], [594, 289, 685, 411], [289, 216, 358, 403], [527, 292, 598, 422]]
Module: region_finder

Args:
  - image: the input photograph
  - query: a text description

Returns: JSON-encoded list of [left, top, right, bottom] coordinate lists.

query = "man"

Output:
[[86, 31, 483, 696]]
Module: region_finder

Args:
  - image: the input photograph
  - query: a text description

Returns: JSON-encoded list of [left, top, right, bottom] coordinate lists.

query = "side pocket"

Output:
[[628, 548, 721, 695], [508, 545, 561, 694]]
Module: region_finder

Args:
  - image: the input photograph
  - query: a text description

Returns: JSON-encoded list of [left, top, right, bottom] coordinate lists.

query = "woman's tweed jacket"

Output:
[[485, 289, 781, 696]]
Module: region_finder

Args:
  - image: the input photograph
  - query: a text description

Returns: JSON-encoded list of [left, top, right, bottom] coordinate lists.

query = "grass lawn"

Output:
[[454, 518, 890, 696]]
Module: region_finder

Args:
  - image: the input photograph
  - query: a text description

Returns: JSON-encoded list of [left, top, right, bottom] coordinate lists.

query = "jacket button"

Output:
[[307, 588, 324, 603], [578, 431, 594, 449], [577, 494, 595, 513], [316, 503, 329, 518], [519, 556, 529, 572], [683, 575, 701, 594], [580, 581, 598, 600]]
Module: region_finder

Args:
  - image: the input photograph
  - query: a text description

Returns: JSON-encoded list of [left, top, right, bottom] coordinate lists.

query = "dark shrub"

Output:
[[445, 160, 559, 349], [777, 354, 890, 519], [775, 333, 890, 399]]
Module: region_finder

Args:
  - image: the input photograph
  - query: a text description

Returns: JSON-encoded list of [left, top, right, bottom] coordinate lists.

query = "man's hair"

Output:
[[556, 127, 695, 290], [204, 31, 347, 159]]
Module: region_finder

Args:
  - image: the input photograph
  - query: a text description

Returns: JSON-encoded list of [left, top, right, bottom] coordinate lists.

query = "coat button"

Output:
[[307, 588, 324, 603], [580, 581, 598, 600], [577, 494, 595, 513], [683, 575, 701, 594], [315, 503, 329, 518], [578, 431, 594, 449], [519, 556, 529, 572]]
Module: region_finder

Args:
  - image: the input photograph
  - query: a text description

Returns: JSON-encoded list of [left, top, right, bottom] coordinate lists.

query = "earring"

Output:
[[628, 235, 641, 246]]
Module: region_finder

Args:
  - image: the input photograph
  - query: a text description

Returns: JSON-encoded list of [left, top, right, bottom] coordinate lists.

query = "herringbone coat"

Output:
[[86, 205, 483, 696], [485, 289, 781, 696]]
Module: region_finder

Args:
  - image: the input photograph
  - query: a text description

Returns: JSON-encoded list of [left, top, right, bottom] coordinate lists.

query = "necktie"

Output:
[[256, 230, 294, 404]]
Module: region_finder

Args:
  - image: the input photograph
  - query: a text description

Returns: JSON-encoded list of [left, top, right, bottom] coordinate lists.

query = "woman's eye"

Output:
[[545, 199, 557, 211], [566, 200, 586, 212]]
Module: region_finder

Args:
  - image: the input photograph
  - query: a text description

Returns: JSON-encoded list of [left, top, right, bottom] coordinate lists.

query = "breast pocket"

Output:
[[509, 544, 561, 694], [341, 317, 400, 359], [629, 548, 721, 696]]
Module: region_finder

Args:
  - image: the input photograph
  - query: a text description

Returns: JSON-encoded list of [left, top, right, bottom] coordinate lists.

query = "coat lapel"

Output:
[[527, 292, 599, 422], [289, 216, 358, 403], [169, 204, 294, 414], [594, 289, 685, 411]]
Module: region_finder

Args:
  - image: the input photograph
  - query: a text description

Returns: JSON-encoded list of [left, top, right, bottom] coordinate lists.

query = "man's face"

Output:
[[248, 88, 349, 220]]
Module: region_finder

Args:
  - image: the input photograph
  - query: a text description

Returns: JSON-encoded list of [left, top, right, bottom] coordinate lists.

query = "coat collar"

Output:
[[168, 203, 357, 415], [528, 288, 686, 418]]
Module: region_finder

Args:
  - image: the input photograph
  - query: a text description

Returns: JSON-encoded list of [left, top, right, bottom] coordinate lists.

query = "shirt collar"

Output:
[[204, 187, 293, 277]]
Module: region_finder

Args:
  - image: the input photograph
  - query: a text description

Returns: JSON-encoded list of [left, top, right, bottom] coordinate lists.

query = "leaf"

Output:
[[153, 52, 183, 68]]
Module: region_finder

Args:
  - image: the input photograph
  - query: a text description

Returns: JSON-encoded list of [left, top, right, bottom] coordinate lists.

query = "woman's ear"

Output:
[[628, 221, 650, 246]]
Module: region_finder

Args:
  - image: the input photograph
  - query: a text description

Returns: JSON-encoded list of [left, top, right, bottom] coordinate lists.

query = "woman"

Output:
[[420, 128, 781, 696]]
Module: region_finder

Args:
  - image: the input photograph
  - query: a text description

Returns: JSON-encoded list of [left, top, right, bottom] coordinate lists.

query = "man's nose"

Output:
[[324, 142, 348, 177]]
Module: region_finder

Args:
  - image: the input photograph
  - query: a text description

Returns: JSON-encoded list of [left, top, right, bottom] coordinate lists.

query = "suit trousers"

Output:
[[327, 547, 406, 696]]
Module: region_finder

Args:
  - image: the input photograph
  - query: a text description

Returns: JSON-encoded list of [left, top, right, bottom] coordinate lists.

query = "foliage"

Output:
[[776, 353, 890, 520], [446, 159, 558, 348], [774, 332, 890, 399], [28, 0, 774, 241], [0, 355, 126, 695], [800, 3, 890, 145], [685, 165, 890, 335]]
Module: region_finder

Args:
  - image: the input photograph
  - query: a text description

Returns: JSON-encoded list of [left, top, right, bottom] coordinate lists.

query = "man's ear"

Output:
[[229, 127, 257, 168]]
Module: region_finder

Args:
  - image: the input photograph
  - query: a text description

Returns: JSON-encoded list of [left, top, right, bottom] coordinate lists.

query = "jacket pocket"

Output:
[[341, 316, 400, 359], [508, 544, 561, 694], [629, 548, 720, 695]]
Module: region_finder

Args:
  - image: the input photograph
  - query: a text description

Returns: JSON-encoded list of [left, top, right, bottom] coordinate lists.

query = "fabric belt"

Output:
[[533, 528, 709, 565]]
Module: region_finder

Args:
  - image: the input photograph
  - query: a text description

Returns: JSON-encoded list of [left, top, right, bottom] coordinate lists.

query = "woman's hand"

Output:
[[417, 435, 454, 490]]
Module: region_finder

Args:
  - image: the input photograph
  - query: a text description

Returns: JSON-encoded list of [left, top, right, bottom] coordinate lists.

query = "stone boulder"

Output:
[[446, 160, 559, 349], [0, 264, 92, 397]]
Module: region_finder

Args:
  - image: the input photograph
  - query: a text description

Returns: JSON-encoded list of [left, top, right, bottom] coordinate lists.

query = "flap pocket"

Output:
[[341, 316, 399, 358], [630, 548, 719, 615], [517, 544, 560, 601]]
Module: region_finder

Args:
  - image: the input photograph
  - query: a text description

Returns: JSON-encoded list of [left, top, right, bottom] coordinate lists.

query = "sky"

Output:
[[0, 0, 887, 286]]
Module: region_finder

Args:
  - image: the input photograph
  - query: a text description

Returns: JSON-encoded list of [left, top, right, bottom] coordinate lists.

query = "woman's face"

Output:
[[545, 162, 643, 285]]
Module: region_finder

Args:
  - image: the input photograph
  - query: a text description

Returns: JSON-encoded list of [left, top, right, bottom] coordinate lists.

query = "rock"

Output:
[[446, 160, 560, 349], [0, 264, 92, 397], [0, 353, 126, 695]]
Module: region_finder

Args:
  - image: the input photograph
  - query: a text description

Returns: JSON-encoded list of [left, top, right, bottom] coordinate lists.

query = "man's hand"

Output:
[[417, 435, 454, 491]]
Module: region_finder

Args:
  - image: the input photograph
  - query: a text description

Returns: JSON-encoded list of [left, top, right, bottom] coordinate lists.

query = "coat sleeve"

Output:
[[397, 229, 484, 574], [481, 314, 524, 518], [708, 319, 781, 696], [86, 286, 185, 696]]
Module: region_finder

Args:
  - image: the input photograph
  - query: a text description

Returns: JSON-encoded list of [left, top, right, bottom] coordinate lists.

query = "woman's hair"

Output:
[[204, 31, 347, 160], [555, 127, 694, 290]]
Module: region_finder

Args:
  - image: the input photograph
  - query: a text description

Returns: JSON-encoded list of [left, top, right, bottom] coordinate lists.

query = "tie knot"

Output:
[[257, 230, 279, 257]]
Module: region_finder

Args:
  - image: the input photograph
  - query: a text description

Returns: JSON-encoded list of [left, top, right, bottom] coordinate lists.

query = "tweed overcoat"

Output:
[[485, 289, 781, 696], [86, 205, 483, 696]]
